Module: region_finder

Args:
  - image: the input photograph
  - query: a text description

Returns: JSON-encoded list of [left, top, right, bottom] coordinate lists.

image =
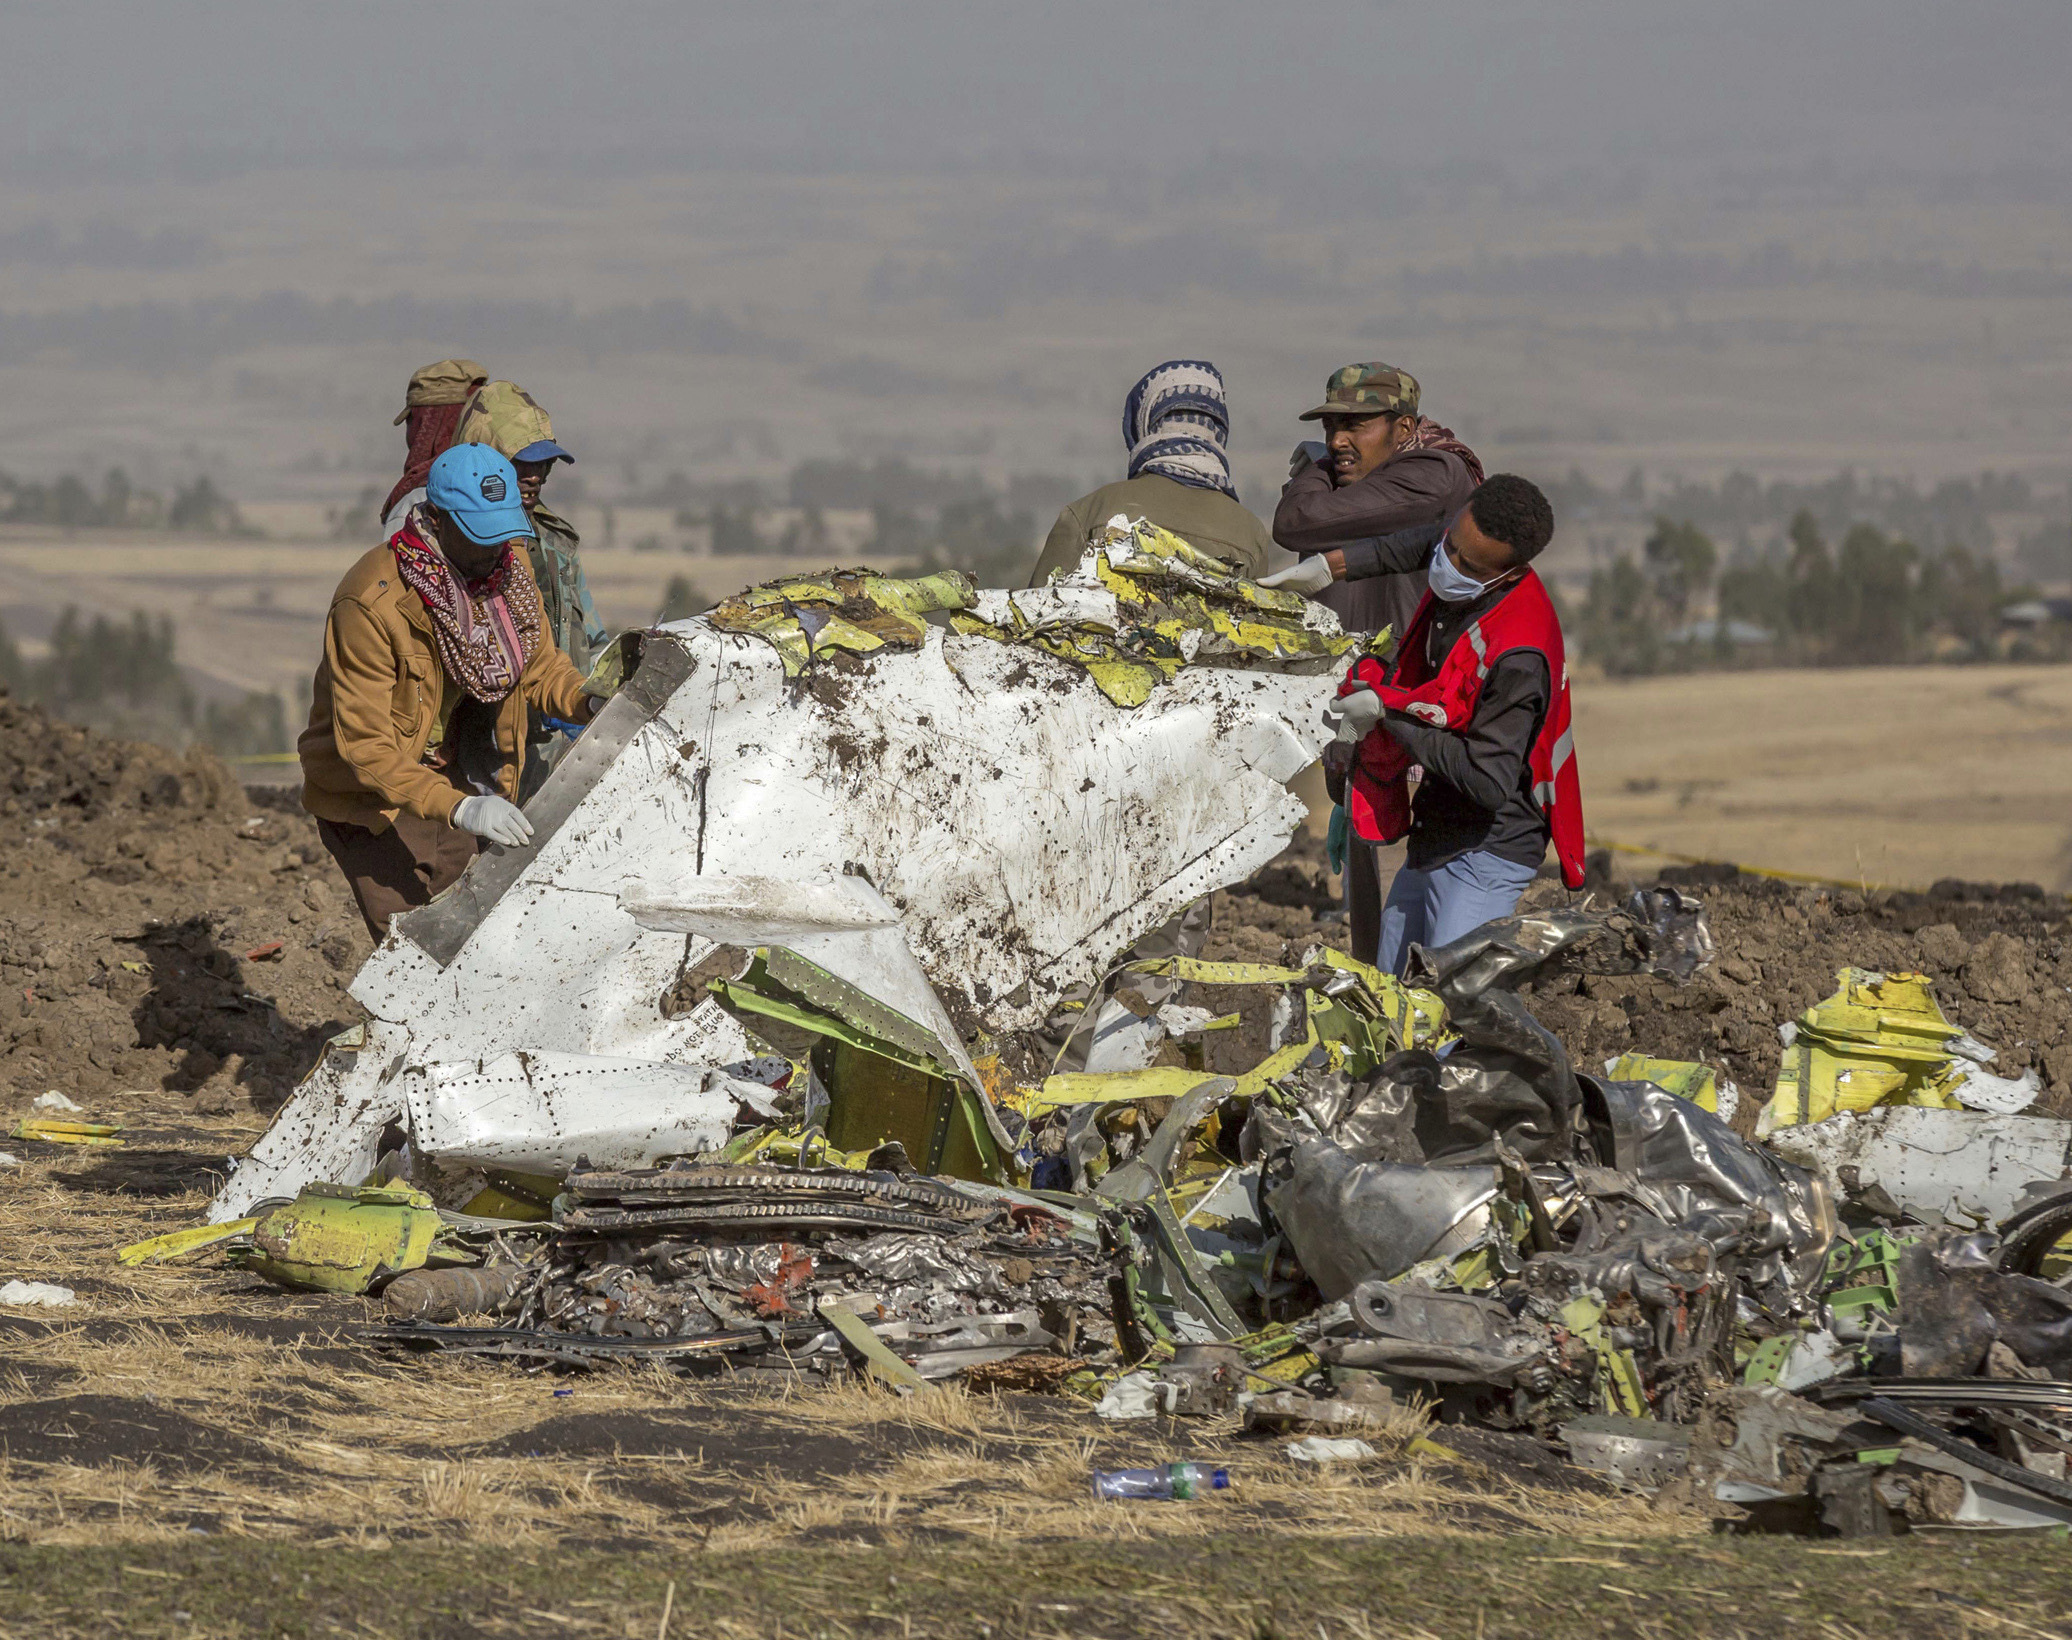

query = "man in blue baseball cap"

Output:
[[298, 442, 602, 939]]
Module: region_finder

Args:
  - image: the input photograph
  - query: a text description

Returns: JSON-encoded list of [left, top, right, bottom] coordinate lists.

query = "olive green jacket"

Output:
[[1028, 474, 1275, 587]]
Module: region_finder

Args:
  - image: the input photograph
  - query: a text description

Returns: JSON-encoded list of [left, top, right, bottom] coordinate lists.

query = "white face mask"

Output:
[[1427, 536, 1497, 603]]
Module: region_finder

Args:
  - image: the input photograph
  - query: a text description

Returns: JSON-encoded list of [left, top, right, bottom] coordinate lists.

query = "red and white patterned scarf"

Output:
[[388, 508, 543, 703], [1399, 416, 1486, 487]]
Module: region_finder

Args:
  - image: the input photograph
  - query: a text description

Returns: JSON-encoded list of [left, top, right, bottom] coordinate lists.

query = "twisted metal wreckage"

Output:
[[130, 519, 2072, 1534]]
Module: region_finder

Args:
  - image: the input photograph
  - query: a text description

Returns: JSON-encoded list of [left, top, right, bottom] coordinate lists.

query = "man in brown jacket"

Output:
[[300, 443, 598, 939], [1267, 363, 1485, 964]]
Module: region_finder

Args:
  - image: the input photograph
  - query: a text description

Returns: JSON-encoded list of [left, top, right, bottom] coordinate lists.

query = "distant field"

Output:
[[1573, 663, 2072, 893], [0, 529, 850, 706]]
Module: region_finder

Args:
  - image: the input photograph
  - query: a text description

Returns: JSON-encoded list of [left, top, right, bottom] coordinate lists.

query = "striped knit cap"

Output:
[[1123, 360, 1236, 500]]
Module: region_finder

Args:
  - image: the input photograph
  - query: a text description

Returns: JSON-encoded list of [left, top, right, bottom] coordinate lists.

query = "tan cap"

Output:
[[452, 380, 573, 464], [393, 357, 489, 424]]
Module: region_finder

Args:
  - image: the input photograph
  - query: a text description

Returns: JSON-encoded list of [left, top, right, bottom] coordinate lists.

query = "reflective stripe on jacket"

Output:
[[1340, 569, 1586, 889]]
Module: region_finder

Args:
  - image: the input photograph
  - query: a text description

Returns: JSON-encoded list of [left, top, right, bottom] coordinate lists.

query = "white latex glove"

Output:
[[452, 794, 534, 848], [1259, 556, 1337, 596], [1288, 439, 1327, 477], [1323, 687, 1384, 747]]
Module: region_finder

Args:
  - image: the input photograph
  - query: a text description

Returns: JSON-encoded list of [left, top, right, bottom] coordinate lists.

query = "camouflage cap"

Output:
[[452, 380, 574, 465], [393, 357, 489, 424], [1297, 362, 1420, 422]]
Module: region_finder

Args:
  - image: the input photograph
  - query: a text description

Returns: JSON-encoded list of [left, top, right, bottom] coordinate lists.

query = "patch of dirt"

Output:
[[0, 1393, 291, 1472], [0, 690, 371, 1123]]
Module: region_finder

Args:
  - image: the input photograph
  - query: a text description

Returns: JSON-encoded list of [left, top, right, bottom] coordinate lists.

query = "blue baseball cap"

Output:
[[513, 437, 574, 466], [426, 444, 536, 547]]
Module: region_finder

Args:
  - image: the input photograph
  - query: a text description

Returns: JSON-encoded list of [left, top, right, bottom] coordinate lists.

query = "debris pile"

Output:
[[95, 528, 2072, 1538]]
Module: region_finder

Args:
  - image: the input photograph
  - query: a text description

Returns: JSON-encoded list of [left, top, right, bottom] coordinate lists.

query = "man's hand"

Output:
[[1323, 686, 1384, 747], [1287, 439, 1327, 478], [453, 794, 535, 848], [1259, 555, 1338, 596]]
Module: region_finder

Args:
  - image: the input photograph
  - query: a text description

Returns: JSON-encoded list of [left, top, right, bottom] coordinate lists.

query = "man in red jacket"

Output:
[[1270, 474, 1581, 974]]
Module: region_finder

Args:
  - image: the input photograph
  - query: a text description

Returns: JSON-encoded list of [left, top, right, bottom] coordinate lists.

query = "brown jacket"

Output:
[[1272, 447, 1476, 638], [299, 543, 590, 831]]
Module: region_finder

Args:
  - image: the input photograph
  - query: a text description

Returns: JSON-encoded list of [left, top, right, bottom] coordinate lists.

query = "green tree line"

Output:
[[0, 467, 252, 533], [1573, 511, 2034, 676], [0, 609, 287, 755]]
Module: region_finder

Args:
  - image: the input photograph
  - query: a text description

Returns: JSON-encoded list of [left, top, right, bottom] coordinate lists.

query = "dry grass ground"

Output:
[[6, 1103, 2072, 1636]]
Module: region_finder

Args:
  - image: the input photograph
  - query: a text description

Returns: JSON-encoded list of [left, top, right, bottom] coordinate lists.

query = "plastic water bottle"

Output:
[[1090, 1462, 1233, 1501]]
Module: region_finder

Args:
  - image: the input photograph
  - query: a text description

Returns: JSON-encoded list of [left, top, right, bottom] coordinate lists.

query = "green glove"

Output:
[[1326, 803, 1349, 876]]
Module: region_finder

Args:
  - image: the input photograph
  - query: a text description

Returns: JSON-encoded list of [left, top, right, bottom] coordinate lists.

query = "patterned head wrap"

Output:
[[1123, 360, 1237, 500]]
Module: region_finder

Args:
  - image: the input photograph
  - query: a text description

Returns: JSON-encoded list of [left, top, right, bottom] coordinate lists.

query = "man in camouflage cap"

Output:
[[1270, 358, 1485, 634], [451, 380, 610, 795], [1266, 360, 1485, 964]]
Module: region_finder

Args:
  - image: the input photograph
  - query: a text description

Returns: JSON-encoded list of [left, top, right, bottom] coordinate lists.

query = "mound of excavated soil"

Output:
[[1522, 862, 2072, 1127], [0, 692, 371, 1122], [1205, 837, 2072, 1126]]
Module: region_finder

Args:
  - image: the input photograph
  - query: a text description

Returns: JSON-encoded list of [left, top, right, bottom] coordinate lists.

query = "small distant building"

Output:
[[2000, 597, 2072, 628], [1668, 617, 1775, 646]]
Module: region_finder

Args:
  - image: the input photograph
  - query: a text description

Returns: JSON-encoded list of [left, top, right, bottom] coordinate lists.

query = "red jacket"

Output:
[[1339, 570, 1585, 889]]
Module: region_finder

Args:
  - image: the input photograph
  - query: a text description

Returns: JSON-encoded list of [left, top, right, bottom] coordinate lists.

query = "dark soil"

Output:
[[0, 1393, 292, 1472], [1522, 860, 2072, 1126], [0, 690, 371, 1126], [5, 1531, 2069, 1640]]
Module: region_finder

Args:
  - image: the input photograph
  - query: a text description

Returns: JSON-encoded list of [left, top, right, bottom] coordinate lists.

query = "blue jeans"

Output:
[[1375, 851, 1541, 975]]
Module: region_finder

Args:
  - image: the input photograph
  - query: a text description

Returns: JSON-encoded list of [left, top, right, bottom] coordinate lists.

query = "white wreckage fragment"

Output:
[[1763, 1106, 2072, 1225], [213, 555, 1345, 1219]]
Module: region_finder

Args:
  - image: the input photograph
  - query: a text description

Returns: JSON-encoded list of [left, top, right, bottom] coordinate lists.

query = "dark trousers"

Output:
[[318, 793, 481, 941], [1347, 836, 1382, 972]]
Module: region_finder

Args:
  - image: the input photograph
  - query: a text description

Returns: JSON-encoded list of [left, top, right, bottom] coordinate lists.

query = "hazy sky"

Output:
[[0, 1, 2066, 501], [3, 1, 2066, 180]]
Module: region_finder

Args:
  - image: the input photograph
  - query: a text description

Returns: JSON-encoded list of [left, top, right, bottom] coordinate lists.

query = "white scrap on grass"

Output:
[[0, 1280, 76, 1307], [31, 1091, 82, 1113], [0, 1152, 18, 1167], [1284, 1436, 1377, 1464], [1094, 1371, 1166, 1420]]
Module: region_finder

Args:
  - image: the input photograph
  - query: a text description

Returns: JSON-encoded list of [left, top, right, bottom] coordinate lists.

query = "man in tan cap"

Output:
[[381, 358, 488, 524], [450, 380, 609, 794], [1264, 362, 1485, 965]]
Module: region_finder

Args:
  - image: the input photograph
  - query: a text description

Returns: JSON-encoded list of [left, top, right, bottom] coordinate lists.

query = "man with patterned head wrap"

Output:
[[1026, 359, 1275, 586], [381, 358, 488, 526]]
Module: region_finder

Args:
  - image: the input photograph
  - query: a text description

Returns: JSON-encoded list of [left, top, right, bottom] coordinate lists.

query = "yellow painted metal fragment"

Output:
[[232, 1182, 442, 1295], [10, 1118, 122, 1146], [1761, 967, 1971, 1133], [117, 1218, 257, 1266]]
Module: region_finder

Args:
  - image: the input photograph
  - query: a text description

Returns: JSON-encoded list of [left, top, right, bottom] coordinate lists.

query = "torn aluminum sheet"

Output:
[[402, 1051, 764, 1175], [1762, 1106, 2072, 1225], [212, 560, 1345, 1219], [1560, 1415, 1692, 1491], [1268, 1141, 1499, 1299]]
